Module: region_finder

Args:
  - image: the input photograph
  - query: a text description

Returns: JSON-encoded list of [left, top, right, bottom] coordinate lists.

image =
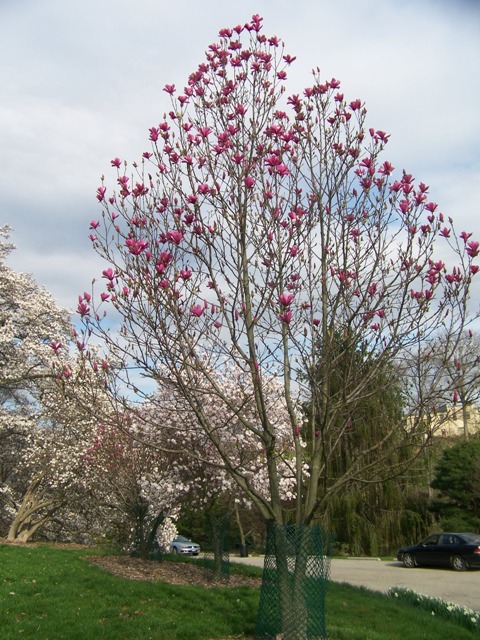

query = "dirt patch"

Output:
[[85, 554, 262, 589]]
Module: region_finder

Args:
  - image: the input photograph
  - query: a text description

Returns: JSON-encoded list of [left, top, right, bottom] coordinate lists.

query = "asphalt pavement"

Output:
[[232, 556, 480, 612]]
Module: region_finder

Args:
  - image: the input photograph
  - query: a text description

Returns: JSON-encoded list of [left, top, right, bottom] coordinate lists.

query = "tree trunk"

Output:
[[256, 524, 331, 640], [206, 512, 229, 582], [235, 503, 248, 557], [7, 478, 60, 542]]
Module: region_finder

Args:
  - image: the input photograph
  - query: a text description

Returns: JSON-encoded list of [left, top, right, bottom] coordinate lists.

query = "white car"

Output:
[[170, 535, 200, 555]]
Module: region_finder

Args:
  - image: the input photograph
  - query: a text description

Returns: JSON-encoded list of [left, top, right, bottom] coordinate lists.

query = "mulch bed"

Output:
[[85, 554, 262, 589]]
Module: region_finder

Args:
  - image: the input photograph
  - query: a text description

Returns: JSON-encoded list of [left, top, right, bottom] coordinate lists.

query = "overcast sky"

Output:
[[1, 0, 479, 312]]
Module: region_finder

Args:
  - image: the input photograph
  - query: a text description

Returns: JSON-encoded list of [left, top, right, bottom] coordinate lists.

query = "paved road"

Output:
[[232, 556, 480, 612]]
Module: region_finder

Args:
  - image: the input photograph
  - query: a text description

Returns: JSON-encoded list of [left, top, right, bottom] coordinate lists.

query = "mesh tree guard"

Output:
[[203, 513, 230, 582], [255, 524, 333, 640]]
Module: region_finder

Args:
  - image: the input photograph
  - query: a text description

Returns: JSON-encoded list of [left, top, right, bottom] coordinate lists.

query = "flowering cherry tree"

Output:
[[78, 15, 478, 638]]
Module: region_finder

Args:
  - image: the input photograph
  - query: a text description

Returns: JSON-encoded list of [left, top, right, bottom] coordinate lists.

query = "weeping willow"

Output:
[[303, 334, 435, 554]]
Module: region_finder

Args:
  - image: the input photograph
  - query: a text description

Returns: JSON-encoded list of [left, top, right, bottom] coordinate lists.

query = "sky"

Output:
[[1, 0, 479, 313]]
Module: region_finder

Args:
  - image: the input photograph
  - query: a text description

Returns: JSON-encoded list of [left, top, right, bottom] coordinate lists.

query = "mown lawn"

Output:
[[0, 544, 478, 639]]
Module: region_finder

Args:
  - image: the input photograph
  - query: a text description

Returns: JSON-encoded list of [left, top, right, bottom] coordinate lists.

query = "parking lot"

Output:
[[233, 556, 480, 612]]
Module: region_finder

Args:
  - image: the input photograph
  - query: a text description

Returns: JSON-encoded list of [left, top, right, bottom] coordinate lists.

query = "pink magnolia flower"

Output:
[[439, 227, 451, 238], [466, 241, 479, 258], [102, 268, 115, 281], [244, 175, 255, 188], [287, 94, 301, 109], [167, 230, 184, 245], [110, 157, 121, 168], [125, 238, 148, 255], [198, 126, 212, 138], [149, 127, 159, 142], [275, 164, 290, 176], [96, 186, 106, 202], [180, 268, 192, 280], [89, 220, 100, 230], [163, 84, 176, 94], [279, 293, 295, 307], [232, 152, 244, 164], [328, 78, 341, 89], [77, 302, 90, 316], [265, 154, 281, 167], [101, 292, 110, 302], [191, 305, 204, 317], [378, 161, 394, 176], [289, 246, 299, 257], [279, 310, 292, 324], [50, 341, 62, 354]]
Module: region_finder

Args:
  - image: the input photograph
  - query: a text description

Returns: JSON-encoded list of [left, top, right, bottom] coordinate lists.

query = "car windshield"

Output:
[[175, 536, 191, 542]]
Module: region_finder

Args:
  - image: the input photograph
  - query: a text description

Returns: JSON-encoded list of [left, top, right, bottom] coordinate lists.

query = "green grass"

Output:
[[0, 544, 478, 639]]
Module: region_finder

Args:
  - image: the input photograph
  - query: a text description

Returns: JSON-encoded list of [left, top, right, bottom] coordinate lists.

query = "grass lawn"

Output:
[[0, 544, 478, 639]]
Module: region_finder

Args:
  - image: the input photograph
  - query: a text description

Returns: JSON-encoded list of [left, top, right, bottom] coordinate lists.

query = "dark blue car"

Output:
[[397, 532, 480, 571]]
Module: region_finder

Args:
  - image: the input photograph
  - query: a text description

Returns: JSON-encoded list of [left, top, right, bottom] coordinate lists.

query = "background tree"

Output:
[[0, 227, 116, 542], [81, 420, 184, 557], [0, 227, 76, 540], [303, 335, 434, 554], [440, 331, 480, 439], [77, 15, 479, 638], [430, 437, 480, 532]]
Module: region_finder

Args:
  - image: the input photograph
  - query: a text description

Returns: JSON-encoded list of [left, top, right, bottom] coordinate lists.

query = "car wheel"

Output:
[[173, 547, 179, 555], [451, 555, 467, 571], [403, 553, 417, 568]]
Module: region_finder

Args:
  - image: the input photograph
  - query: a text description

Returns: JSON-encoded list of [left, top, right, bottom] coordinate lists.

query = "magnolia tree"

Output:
[[0, 226, 71, 400], [77, 368, 296, 556], [2, 347, 111, 543], [0, 228, 117, 542], [81, 415, 191, 556], [78, 15, 479, 638], [0, 227, 79, 541]]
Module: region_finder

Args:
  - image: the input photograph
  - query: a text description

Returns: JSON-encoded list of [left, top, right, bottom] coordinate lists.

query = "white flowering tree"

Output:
[[77, 16, 478, 639], [0, 228, 110, 542], [80, 417, 186, 556]]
